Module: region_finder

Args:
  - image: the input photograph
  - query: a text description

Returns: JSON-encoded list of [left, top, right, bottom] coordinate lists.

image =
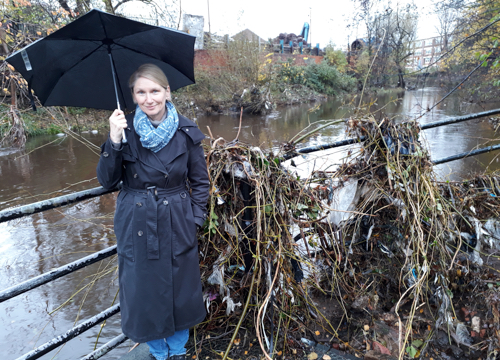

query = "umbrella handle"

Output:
[[117, 102, 127, 144], [108, 53, 127, 144]]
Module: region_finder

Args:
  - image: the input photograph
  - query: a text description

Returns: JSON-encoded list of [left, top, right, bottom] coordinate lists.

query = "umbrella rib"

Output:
[[112, 42, 168, 63], [61, 43, 107, 75]]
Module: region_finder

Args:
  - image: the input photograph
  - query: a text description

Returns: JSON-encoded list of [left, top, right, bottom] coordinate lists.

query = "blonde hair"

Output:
[[129, 64, 170, 92]]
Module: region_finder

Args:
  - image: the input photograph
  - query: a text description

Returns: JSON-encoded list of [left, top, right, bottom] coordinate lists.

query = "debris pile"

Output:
[[275, 33, 308, 47], [196, 116, 500, 359]]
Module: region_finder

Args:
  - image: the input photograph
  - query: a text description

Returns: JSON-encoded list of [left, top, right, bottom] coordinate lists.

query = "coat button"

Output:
[[136, 202, 142, 207], [102, 152, 109, 157], [138, 231, 143, 236], [185, 128, 189, 132], [164, 174, 168, 178], [133, 173, 138, 178], [163, 200, 168, 205]]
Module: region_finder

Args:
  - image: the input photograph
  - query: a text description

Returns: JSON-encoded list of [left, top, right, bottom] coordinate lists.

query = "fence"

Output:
[[2, 108, 500, 359]]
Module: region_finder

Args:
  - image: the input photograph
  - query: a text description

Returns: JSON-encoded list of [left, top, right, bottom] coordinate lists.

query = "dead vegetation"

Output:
[[194, 115, 500, 359]]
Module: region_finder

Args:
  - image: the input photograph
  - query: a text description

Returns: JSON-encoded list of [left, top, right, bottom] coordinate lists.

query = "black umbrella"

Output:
[[6, 9, 196, 111]]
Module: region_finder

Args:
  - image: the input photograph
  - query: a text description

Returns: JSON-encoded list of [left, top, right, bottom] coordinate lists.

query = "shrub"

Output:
[[278, 59, 306, 85], [304, 61, 356, 95], [324, 44, 348, 73], [46, 123, 64, 135]]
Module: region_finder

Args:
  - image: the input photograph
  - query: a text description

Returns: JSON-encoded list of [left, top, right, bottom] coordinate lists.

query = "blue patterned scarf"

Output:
[[133, 101, 179, 153]]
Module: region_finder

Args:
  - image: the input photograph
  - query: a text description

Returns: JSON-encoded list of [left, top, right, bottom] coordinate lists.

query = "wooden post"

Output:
[[10, 79, 16, 108]]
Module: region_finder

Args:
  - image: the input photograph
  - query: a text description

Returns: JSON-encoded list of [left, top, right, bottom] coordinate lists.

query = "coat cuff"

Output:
[[97, 137, 124, 190], [110, 139, 123, 151], [192, 205, 207, 227]]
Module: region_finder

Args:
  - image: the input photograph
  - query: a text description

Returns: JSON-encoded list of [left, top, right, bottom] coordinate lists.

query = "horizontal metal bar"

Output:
[[0, 184, 121, 224], [80, 333, 128, 360], [283, 108, 500, 160], [0, 245, 117, 303], [432, 144, 500, 165], [15, 304, 120, 360], [282, 137, 365, 160], [420, 108, 500, 130]]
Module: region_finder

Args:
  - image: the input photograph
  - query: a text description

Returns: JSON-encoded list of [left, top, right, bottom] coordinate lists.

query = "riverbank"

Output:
[[0, 84, 402, 141], [0, 89, 332, 140]]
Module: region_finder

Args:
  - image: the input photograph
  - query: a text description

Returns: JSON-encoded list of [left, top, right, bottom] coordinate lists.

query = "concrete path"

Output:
[[119, 343, 150, 360]]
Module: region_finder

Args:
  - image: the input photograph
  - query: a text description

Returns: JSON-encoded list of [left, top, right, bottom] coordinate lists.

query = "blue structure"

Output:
[[300, 22, 310, 43]]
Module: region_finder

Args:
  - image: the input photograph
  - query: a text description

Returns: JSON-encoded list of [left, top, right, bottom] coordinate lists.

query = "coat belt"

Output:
[[122, 184, 186, 260]]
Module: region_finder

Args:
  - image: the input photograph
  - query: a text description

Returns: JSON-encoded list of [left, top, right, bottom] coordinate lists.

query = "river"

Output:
[[0, 87, 499, 359]]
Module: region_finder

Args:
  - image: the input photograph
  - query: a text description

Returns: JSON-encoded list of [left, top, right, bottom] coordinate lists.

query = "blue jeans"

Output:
[[147, 329, 189, 360]]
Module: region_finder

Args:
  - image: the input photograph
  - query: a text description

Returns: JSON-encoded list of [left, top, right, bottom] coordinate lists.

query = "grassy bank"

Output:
[[0, 104, 112, 140]]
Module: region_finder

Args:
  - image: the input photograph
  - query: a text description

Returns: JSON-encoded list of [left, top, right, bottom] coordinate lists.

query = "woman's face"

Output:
[[132, 77, 171, 121]]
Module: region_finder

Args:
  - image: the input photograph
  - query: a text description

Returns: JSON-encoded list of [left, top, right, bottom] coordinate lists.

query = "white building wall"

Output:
[[182, 14, 204, 50]]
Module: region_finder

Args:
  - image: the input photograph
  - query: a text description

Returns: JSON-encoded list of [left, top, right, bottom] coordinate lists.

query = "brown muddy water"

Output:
[[0, 87, 499, 360]]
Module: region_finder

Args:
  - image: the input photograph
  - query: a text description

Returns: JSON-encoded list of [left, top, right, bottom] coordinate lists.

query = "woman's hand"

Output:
[[109, 109, 127, 143]]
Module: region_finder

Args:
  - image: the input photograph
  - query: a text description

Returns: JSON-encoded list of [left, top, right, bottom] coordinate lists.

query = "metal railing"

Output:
[[0, 184, 121, 223], [1, 186, 124, 360], [0, 245, 117, 303], [16, 305, 121, 360], [2, 108, 500, 359], [282, 108, 500, 161]]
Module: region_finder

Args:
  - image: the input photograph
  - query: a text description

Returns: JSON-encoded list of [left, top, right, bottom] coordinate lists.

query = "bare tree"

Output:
[[382, 3, 418, 88], [433, 0, 466, 51], [351, 0, 384, 57]]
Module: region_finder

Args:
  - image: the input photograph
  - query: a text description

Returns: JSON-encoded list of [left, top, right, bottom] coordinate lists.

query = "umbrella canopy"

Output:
[[6, 9, 196, 111]]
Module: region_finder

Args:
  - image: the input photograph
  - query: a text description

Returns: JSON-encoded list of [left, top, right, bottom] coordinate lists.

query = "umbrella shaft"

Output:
[[107, 53, 127, 143]]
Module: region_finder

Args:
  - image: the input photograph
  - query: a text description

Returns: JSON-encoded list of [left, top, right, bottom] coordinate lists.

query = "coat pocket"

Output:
[[172, 192, 197, 257], [114, 192, 135, 262], [122, 152, 136, 163]]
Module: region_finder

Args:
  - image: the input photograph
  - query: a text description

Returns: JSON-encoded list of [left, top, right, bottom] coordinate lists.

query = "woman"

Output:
[[97, 64, 209, 360]]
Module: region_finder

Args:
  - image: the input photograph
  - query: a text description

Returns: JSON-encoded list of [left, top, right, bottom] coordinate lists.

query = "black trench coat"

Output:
[[96, 112, 209, 343]]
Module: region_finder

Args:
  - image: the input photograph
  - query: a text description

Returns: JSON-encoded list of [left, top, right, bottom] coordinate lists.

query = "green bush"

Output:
[[46, 123, 64, 135], [324, 44, 348, 73], [278, 59, 306, 85], [304, 61, 356, 95], [23, 117, 46, 136]]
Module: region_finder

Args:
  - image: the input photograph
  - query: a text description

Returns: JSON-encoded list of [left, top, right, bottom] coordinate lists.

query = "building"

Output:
[[182, 14, 204, 50], [406, 35, 453, 71], [231, 29, 265, 46]]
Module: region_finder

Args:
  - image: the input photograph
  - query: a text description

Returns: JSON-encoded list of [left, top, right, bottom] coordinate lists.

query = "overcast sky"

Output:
[[125, 0, 440, 48]]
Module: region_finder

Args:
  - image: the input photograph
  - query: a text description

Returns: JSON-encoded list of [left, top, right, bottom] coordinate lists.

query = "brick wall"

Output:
[[271, 53, 323, 65], [194, 49, 323, 71]]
